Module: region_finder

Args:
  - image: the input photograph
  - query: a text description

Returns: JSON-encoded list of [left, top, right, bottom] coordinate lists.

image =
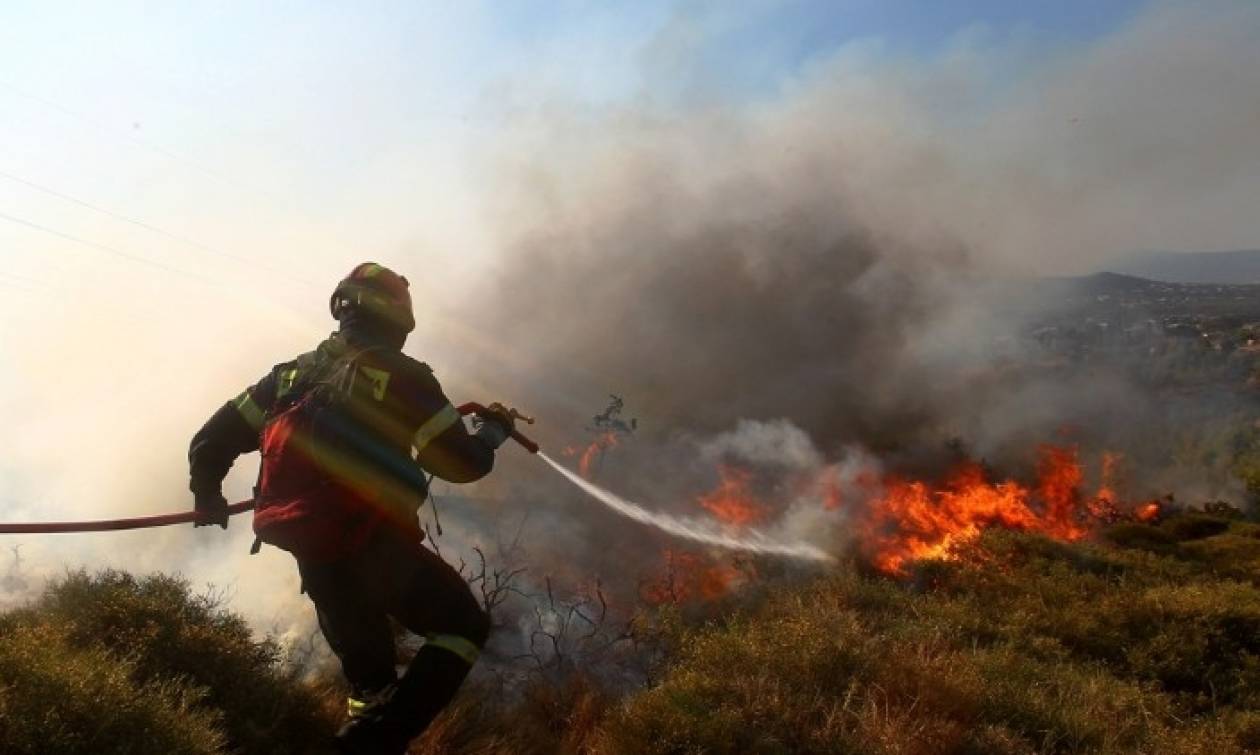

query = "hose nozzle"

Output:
[[457, 402, 540, 454]]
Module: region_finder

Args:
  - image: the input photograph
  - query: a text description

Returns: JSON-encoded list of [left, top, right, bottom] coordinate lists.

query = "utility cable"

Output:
[[0, 168, 320, 289], [0, 209, 211, 283], [0, 79, 363, 267]]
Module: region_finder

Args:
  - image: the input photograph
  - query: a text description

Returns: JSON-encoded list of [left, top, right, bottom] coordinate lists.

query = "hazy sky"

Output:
[[0, 1, 1149, 302]]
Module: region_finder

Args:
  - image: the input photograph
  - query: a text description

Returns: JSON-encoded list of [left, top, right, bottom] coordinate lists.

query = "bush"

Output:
[[0, 623, 223, 754], [593, 531, 1260, 754], [1103, 522, 1178, 551], [0, 570, 337, 754], [1162, 513, 1232, 541], [6, 524, 1259, 754]]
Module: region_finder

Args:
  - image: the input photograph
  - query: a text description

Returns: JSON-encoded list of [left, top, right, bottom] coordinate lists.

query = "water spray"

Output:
[[0, 404, 833, 563], [539, 452, 834, 562]]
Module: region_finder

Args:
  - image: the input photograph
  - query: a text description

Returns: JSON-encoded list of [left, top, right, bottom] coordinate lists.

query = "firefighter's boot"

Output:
[[334, 636, 479, 754]]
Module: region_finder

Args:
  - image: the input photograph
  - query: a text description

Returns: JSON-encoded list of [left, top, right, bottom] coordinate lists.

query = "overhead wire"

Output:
[[0, 79, 247, 192], [0, 270, 45, 288], [0, 208, 213, 283], [0, 167, 320, 289], [0, 78, 360, 279]]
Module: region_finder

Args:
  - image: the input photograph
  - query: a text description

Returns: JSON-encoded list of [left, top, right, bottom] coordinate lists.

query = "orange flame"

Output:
[[854, 445, 1135, 576], [574, 432, 619, 478], [814, 465, 850, 511], [697, 465, 767, 527], [640, 550, 745, 605], [1135, 501, 1162, 522]]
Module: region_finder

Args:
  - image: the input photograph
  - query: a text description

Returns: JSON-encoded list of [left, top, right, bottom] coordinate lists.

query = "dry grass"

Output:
[[0, 570, 336, 755], [5, 510, 1258, 754], [588, 513, 1260, 754]]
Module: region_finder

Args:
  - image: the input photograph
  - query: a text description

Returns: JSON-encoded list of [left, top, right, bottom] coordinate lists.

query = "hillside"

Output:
[[1105, 250, 1260, 285], [592, 515, 1260, 754], [3, 510, 1259, 754]]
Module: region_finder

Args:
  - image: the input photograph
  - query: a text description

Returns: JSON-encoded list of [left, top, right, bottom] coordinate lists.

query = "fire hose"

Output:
[[0, 403, 538, 535]]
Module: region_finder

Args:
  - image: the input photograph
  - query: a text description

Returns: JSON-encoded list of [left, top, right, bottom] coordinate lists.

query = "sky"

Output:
[[0, 0, 1183, 300], [0, 0, 1150, 297], [0, 0, 1256, 631]]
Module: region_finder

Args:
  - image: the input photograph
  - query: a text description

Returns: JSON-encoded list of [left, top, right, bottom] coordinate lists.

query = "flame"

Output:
[[856, 445, 1117, 576], [1135, 501, 1162, 522], [640, 549, 745, 604], [814, 465, 849, 511], [1082, 450, 1128, 521], [1096, 451, 1122, 505], [574, 432, 619, 478], [697, 465, 767, 527]]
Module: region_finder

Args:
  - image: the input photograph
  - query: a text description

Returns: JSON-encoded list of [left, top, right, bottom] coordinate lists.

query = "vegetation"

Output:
[[2, 510, 1258, 754], [592, 512, 1260, 755], [0, 570, 336, 755]]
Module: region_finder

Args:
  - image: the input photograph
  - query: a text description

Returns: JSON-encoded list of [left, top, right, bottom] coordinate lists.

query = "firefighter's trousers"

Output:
[[297, 526, 490, 698]]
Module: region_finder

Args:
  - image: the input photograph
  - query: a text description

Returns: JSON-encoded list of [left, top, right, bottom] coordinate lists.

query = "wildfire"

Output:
[[697, 465, 768, 526], [855, 445, 1154, 576], [564, 432, 620, 478], [640, 549, 745, 604]]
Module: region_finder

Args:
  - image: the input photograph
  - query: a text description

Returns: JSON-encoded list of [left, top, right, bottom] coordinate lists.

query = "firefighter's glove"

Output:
[[193, 489, 229, 529], [473, 402, 515, 450]]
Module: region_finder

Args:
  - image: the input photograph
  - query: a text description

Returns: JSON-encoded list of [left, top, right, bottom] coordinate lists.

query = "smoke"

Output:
[[540, 452, 832, 562], [444, 1, 1252, 439], [428, 0, 1260, 587], [2, 1, 1258, 643]]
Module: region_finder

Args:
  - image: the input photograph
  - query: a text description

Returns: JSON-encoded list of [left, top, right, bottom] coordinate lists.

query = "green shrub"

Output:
[[1, 570, 337, 754], [0, 623, 223, 754]]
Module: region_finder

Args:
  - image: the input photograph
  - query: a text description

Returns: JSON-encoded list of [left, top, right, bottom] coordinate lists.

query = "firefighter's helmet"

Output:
[[330, 262, 416, 333]]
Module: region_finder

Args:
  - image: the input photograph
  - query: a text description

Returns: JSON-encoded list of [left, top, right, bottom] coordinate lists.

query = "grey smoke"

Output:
[[3, 0, 1258, 638], [420, 0, 1260, 587]]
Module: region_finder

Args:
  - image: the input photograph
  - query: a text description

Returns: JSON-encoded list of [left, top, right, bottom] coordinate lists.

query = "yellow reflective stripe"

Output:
[[425, 633, 480, 665], [347, 697, 368, 717], [232, 391, 265, 431], [412, 403, 460, 453], [277, 368, 299, 398], [358, 366, 391, 401]]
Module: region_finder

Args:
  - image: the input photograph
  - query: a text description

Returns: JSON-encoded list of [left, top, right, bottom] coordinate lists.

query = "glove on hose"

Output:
[[473, 402, 515, 450], [193, 488, 229, 529]]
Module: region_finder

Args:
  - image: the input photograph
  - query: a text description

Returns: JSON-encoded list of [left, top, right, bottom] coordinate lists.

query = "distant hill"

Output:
[[1106, 249, 1260, 284], [994, 271, 1260, 323]]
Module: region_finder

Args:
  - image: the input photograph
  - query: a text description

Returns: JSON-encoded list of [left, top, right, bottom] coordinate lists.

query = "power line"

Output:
[[0, 167, 318, 289], [0, 80, 241, 191], [0, 79, 360, 268], [0, 270, 46, 287], [0, 209, 211, 283]]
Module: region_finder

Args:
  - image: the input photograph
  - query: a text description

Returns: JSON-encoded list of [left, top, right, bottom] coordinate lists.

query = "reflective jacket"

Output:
[[188, 330, 495, 549]]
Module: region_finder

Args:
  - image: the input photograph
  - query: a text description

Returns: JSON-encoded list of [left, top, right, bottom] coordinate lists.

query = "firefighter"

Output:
[[188, 262, 513, 754]]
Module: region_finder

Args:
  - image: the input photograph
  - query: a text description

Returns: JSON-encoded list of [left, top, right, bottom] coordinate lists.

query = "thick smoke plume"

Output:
[[427, 0, 1260, 591]]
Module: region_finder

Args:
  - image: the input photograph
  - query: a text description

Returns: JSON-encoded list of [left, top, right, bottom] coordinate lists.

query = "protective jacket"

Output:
[[188, 327, 496, 556]]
